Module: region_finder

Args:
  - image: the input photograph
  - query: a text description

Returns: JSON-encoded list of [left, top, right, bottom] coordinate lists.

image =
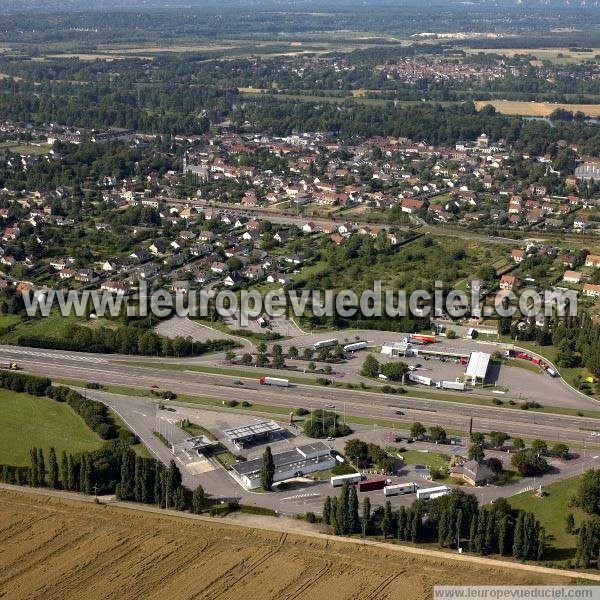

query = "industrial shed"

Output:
[[464, 351, 490, 384], [231, 442, 335, 490]]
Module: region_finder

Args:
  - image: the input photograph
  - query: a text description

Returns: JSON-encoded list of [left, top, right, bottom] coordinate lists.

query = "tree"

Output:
[[29, 447, 38, 487], [303, 347, 314, 361], [336, 481, 350, 535], [67, 455, 76, 491], [323, 496, 332, 526], [348, 485, 360, 534], [225, 350, 236, 363], [512, 438, 525, 451], [271, 354, 284, 369], [576, 515, 600, 567], [470, 432, 485, 445], [468, 443, 485, 462], [344, 439, 368, 465], [511, 450, 548, 477], [552, 443, 569, 460], [361, 496, 371, 537], [288, 346, 299, 359], [485, 457, 503, 474], [429, 426, 447, 443], [566, 512, 575, 535], [410, 422, 426, 440], [48, 447, 59, 489], [192, 485, 205, 514], [531, 439, 547, 455], [381, 500, 393, 538], [37, 448, 45, 487], [60, 450, 68, 490], [489, 431, 509, 449], [166, 459, 182, 508], [261, 446, 275, 491], [81, 454, 92, 495], [360, 354, 380, 378], [118, 449, 136, 501], [573, 470, 600, 515], [380, 361, 407, 382]]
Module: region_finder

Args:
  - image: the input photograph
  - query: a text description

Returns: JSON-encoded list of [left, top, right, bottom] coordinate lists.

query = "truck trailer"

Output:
[[408, 372, 433, 386], [258, 376, 290, 387], [313, 338, 338, 350], [436, 380, 466, 391], [383, 482, 418, 496], [416, 485, 450, 500], [409, 334, 436, 344], [343, 341, 367, 353], [330, 473, 362, 487], [358, 478, 386, 492]]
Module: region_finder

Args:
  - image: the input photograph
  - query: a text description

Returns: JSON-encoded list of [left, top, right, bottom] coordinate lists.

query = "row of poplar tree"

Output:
[[322, 483, 544, 561], [0, 445, 206, 515]]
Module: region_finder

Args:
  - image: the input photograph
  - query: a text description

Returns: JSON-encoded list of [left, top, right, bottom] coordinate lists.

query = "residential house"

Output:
[[563, 271, 583, 284], [499, 274, 517, 290], [585, 254, 600, 268], [583, 283, 600, 298], [450, 460, 496, 486], [511, 249, 525, 263]]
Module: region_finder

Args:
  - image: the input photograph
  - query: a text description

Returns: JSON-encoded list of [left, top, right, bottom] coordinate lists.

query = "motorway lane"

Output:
[[2, 345, 600, 444]]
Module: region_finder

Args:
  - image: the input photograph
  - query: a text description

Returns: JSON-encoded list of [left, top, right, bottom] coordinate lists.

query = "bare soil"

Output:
[[0, 489, 576, 600]]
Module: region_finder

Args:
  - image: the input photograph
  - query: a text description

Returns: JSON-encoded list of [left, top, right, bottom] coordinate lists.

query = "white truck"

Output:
[[343, 341, 367, 353], [330, 473, 362, 487], [313, 338, 338, 350], [259, 376, 289, 387], [383, 482, 419, 496], [416, 485, 450, 500], [436, 380, 466, 391], [408, 372, 433, 386]]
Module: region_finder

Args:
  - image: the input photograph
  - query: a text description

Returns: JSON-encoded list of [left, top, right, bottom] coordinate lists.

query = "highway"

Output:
[[2, 344, 600, 445]]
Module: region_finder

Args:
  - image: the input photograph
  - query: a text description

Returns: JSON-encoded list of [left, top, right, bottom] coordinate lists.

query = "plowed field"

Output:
[[0, 489, 576, 600]]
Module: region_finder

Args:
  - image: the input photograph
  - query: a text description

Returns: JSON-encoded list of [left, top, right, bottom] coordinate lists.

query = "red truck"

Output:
[[358, 478, 386, 492], [410, 334, 436, 344]]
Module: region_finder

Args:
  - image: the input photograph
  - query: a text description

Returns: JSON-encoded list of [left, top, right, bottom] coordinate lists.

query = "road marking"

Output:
[[281, 493, 321, 501]]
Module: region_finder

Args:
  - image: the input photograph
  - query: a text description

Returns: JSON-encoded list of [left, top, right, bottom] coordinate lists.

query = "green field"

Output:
[[395, 448, 450, 470], [509, 475, 587, 560], [0, 389, 104, 466]]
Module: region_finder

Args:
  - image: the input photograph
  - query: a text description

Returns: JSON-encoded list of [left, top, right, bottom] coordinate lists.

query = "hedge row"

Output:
[[0, 371, 119, 441], [0, 370, 51, 396], [47, 385, 118, 440]]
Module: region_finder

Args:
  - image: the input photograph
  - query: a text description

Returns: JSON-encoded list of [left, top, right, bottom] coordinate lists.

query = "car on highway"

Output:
[[150, 384, 159, 389], [233, 380, 244, 386]]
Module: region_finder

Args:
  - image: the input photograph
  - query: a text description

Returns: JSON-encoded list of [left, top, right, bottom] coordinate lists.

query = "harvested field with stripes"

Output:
[[0, 489, 577, 600]]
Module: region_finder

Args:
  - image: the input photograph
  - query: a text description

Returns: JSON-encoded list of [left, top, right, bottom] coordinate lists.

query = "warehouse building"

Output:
[[231, 442, 336, 490], [464, 351, 490, 384]]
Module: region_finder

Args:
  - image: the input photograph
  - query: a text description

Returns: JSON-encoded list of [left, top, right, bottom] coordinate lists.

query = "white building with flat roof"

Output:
[[231, 443, 335, 490], [465, 351, 490, 384]]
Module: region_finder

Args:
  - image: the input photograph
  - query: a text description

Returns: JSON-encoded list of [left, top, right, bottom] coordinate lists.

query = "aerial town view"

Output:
[[4, 0, 600, 598]]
